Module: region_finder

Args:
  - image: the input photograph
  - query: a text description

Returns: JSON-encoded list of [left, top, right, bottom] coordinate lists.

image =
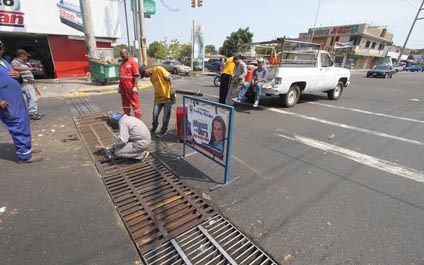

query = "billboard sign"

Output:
[[0, 0, 121, 38], [193, 20, 204, 60]]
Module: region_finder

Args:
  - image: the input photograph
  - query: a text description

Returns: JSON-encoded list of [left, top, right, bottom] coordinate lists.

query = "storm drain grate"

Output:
[[74, 113, 278, 264], [96, 157, 215, 254], [143, 214, 278, 265], [73, 112, 117, 161]]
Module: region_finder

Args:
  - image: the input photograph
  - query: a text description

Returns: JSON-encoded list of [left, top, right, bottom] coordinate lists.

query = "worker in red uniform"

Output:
[[118, 48, 141, 119]]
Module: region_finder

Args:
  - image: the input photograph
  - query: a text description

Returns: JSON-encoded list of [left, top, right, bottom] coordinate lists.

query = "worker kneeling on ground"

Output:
[[106, 111, 151, 160]]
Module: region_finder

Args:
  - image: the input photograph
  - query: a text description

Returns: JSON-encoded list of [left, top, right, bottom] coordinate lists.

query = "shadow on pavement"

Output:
[[0, 143, 17, 162]]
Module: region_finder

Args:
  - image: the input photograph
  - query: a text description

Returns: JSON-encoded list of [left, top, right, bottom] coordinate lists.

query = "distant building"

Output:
[[300, 23, 394, 69], [0, 0, 120, 78]]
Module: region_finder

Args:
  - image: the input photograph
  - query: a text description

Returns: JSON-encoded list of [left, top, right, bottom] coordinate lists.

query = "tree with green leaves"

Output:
[[178, 44, 191, 60], [205, 45, 216, 55], [219, 27, 254, 57], [147, 41, 168, 59]]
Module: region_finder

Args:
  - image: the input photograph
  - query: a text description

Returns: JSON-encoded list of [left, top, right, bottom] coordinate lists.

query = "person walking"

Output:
[[0, 40, 42, 163], [105, 111, 151, 160], [225, 55, 246, 105], [11, 49, 42, 120], [118, 48, 141, 119], [139, 65, 174, 138]]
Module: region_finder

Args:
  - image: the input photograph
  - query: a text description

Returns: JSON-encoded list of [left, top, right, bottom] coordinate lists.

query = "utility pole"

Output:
[[123, 0, 132, 55], [132, 0, 141, 64], [310, 0, 321, 42], [138, 0, 147, 65], [397, 0, 424, 63], [79, 0, 97, 59]]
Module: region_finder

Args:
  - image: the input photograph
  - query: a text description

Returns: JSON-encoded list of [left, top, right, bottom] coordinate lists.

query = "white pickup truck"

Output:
[[261, 50, 351, 107]]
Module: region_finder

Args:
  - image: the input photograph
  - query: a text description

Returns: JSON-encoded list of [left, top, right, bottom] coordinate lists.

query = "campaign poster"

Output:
[[187, 103, 229, 160]]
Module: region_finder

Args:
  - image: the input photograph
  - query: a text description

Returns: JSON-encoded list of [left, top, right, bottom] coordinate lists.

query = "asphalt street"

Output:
[[0, 70, 423, 264]]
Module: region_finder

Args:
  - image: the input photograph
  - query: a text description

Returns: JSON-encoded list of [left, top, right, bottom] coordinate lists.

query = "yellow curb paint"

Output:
[[62, 82, 152, 98]]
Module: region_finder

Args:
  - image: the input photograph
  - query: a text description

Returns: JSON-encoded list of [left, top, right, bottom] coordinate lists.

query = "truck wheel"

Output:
[[281, 85, 300, 107], [327, 81, 343, 100]]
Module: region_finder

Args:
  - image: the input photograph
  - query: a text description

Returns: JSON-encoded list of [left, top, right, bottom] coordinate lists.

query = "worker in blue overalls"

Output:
[[0, 40, 42, 163]]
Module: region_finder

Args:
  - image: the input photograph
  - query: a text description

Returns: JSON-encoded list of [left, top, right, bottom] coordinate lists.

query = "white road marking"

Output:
[[306, 102, 424, 124], [201, 93, 424, 146], [268, 107, 424, 146], [274, 131, 424, 183]]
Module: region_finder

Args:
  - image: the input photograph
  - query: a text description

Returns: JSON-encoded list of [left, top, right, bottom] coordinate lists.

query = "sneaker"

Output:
[[29, 113, 42, 120], [135, 151, 150, 161], [18, 156, 43, 164], [150, 127, 157, 134], [156, 131, 167, 138], [232, 97, 241, 103], [253, 101, 259, 108]]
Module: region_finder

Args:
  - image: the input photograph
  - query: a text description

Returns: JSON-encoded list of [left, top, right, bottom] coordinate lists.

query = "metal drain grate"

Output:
[[143, 214, 278, 265], [96, 157, 215, 254], [73, 113, 117, 161], [74, 113, 279, 264]]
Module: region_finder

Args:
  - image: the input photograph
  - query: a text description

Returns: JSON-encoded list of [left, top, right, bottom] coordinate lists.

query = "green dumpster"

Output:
[[89, 60, 120, 85]]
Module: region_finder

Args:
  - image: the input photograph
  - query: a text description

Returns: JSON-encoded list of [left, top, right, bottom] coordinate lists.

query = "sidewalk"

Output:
[[35, 77, 153, 98]]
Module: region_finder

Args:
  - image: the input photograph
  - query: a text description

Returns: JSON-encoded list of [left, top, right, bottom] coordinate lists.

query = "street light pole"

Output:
[[310, 0, 321, 42], [397, 0, 424, 63], [123, 0, 132, 56]]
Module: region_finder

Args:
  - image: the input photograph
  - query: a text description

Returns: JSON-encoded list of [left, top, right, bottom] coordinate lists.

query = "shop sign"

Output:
[[331, 25, 359, 35], [0, 0, 24, 27]]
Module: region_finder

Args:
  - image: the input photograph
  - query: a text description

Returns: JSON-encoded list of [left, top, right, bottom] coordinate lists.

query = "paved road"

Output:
[[1, 70, 422, 264], [145, 71, 424, 264]]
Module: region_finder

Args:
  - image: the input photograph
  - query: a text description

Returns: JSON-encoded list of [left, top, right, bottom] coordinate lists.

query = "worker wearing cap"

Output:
[[118, 48, 141, 119], [0, 40, 42, 163], [106, 111, 151, 160], [233, 57, 268, 108], [11, 49, 41, 120]]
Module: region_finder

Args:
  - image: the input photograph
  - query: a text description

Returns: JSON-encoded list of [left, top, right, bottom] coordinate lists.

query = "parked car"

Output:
[[392, 64, 404, 72], [161, 60, 192, 75], [405, 65, 423, 72], [366, 65, 395, 78]]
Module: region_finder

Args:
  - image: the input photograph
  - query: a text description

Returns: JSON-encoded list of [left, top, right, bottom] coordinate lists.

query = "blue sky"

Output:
[[118, 0, 424, 49]]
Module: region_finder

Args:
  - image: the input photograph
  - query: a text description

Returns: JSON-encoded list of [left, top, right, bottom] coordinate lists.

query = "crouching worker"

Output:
[[106, 111, 151, 160]]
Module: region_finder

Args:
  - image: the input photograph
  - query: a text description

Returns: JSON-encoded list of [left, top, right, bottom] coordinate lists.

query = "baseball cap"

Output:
[[16, 49, 30, 57], [108, 111, 123, 121]]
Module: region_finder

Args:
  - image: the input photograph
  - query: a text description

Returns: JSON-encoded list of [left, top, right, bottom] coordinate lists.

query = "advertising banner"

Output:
[[0, 0, 120, 38], [186, 103, 229, 160], [192, 20, 204, 60]]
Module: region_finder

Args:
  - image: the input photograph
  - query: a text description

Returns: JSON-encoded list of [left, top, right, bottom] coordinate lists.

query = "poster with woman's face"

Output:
[[187, 103, 228, 159]]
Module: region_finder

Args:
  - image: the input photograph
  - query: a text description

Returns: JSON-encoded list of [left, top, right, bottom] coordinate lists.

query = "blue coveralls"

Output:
[[0, 58, 32, 161]]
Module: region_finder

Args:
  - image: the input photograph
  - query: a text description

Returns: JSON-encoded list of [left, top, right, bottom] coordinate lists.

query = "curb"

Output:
[[62, 82, 152, 98]]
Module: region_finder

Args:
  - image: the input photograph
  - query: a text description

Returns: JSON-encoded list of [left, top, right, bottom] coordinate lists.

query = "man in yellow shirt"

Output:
[[140, 65, 174, 138], [219, 55, 238, 103]]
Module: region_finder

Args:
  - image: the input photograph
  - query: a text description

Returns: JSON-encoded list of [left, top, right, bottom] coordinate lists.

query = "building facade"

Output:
[[300, 23, 394, 69], [0, 0, 120, 78]]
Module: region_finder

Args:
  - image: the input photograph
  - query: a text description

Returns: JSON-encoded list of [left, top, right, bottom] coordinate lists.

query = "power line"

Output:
[[159, 0, 179, 12], [401, 0, 418, 9]]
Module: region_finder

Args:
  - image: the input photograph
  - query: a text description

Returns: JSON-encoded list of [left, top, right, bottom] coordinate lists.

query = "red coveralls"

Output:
[[119, 58, 141, 119]]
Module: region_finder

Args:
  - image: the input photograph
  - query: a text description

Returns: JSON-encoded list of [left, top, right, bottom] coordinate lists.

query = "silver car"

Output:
[[162, 60, 192, 75]]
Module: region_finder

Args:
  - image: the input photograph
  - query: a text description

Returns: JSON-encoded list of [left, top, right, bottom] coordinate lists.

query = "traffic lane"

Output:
[[221, 105, 424, 263], [177, 101, 424, 264]]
